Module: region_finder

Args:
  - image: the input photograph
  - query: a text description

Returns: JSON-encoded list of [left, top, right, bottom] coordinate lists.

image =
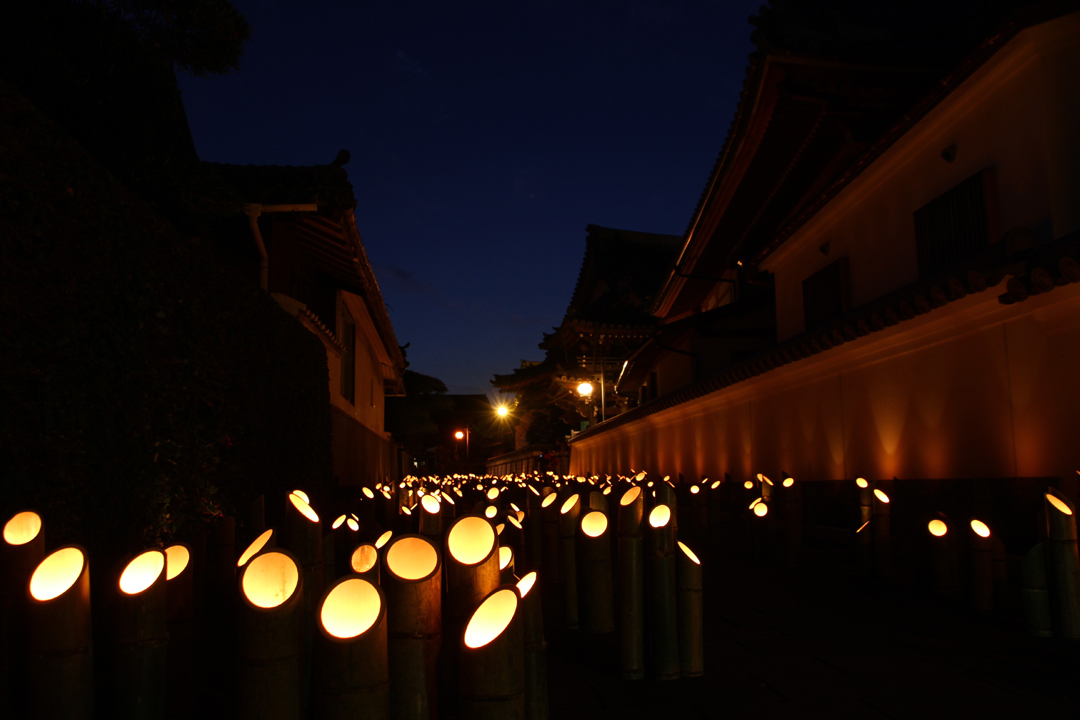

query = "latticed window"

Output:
[[914, 169, 998, 279]]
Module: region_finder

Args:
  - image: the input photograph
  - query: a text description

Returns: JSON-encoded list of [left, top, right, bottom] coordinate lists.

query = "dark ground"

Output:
[[543, 540, 1080, 720]]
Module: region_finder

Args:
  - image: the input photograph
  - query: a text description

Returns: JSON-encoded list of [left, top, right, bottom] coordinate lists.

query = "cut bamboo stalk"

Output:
[[525, 489, 544, 573], [2, 510, 44, 720], [419, 495, 443, 540], [164, 544, 194, 720], [559, 494, 582, 630], [283, 493, 322, 709], [780, 475, 802, 567], [459, 586, 524, 720], [617, 486, 645, 680], [578, 511, 613, 634], [516, 573, 547, 720], [383, 534, 442, 720], [872, 483, 891, 581], [539, 489, 561, 626], [676, 542, 703, 677], [970, 519, 994, 615], [237, 550, 303, 720], [27, 545, 94, 720], [313, 576, 390, 720], [856, 480, 872, 577], [106, 549, 168, 720], [500, 546, 516, 585], [444, 515, 500, 629], [1045, 488, 1080, 638], [926, 515, 960, 598], [350, 543, 381, 585], [645, 505, 679, 680], [1021, 543, 1053, 637]]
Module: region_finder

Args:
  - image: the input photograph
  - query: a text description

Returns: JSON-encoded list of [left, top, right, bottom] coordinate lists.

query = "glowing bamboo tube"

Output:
[[970, 518, 994, 614], [500, 546, 516, 584], [105, 549, 168, 719], [517, 573, 547, 720], [350, 543, 380, 585], [1045, 488, 1080, 637], [237, 528, 276, 569], [27, 545, 94, 720], [779, 474, 802, 567], [444, 515, 500, 630], [856, 479, 873, 578], [237, 549, 303, 720], [645, 504, 679, 680], [872, 483, 891, 580], [2, 510, 44, 719], [459, 586, 524, 720], [926, 514, 959, 598], [676, 542, 703, 677], [539, 489, 560, 587], [617, 485, 645, 680], [578, 510, 614, 634], [283, 492, 322, 707], [165, 544, 194, 720], [559, 494, 582, 630], [312, 576, 390, 720], [419, 494, 443, 540], [383, 535, 441, 720], [525, 487, 544, 573], [1021, 543, 1053, 637]]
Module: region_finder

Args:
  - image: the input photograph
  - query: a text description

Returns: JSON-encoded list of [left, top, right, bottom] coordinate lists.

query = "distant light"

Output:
[[1047, 493, 1074, 516], [856, 478, 869, 489], [577, 382, 593, 397], [743, 480, 754, 489], [873, 489, 890, 504], [928, 519, 948, 537], [496, 406, 509, 417], [970, 519, 991, 538], [455, 431, 465, 440], [782, 477, 794, 488], [753, 503, 768, 517], [690, 486, 700, 495]]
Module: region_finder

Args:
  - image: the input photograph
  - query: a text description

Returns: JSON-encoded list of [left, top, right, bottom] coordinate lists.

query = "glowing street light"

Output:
[[495, 405, 509, 418], [577, 382, 593, 397], [455, 431, 464, 440]]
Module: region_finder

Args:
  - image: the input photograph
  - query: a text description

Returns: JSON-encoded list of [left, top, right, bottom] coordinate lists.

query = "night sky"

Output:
[[178, 0, 762, 394]]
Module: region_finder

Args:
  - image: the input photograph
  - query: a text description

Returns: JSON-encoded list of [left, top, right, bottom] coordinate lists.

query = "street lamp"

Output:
[[455, 428, 470, 459], [577, 382, 593, 397], [495, 405, 509, 418]]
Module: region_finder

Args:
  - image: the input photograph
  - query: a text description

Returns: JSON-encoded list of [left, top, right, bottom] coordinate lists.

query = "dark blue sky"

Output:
[[179, 0, 761, 393]]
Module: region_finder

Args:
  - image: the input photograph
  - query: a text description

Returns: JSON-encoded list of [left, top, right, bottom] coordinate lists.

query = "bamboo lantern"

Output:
[[105, 549, 168, 719], [525, 489, 544, 573], [284, 493, 322, 706], [645, 504, 679, 680], [1044, 488, 1080, 637], [779, 473, 802, 567], [2, 510, 44, 719], [578, 511, 614, 634], [237, 550, 303, 720], [500, 546, 516, 584], [1021, 543, 1053, 637], [383, 534, 441, 720], [872, 485, 891, 580], [312, 576, 390, 720], [27, 546, 94, 720], [419, 495, 443, 540], [587, 490, 608, 514], [237, 528, 276, 569], [459, 586, 524, 720], [969, 519, 994, 614], [539, 490, 560, 585], [501, 515, 526, 572], [617, 486, 645, 680], [676, 542, 703, 677], [350, 544, 380, 585], [559, 495, 582, 626], [926, 515, 960, 597], [444, 515, 500, 629], [856, 479, 873, 577], [164, 544, 194, 720], [516, 573, 547, 720]]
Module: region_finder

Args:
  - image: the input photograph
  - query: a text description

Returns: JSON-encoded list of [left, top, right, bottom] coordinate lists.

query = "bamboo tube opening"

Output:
[[375, 530, 393, 549], [165, 544, 190, 580], [119, 550, 165, 595], [508, 515, 522, 530], [856, 478, 869, 488], [485, 505, 498, 519], [499, 546, 513, 570], [754, 503, 769, 517], [3, 510, 42, 545], [873, 489, 890, 503], [743, 480, 753, 489], [690, 486, 700, 495], [347, 518, 359, 531], [386, 537, 438, 580], [581, 511, 608, 538], [971, 519, 991, 538], [447, 516, 496, 565], [749, 498, 762, 509], [362, 487, 375, 499], [332, 514, 347, 529], [517, 572, 536, 598], [487, 487, 500, 501], [759, 474, 773, 486], [291, 489, 310, 504], [241, 551, 300, 609], [422, 494, 441, 514], [541, 494, 557, 508], [1047, 493, 1074, 515], [29, 547, 85, 601], [464, 588, 518, 649], [711, 480, 721, 489], [620, 486, 641, 506], [237, 528, 274, 567], [648, 505, 671, 528], [496, 523, 506, 535], [443, 493, 456, 506], [928, 519, 948, 536], [677, 542, 700, 565], [783, 477, 795, 488], [351, 544, 378, 573], [319, 578, 382, 639], [289, 493, 319, 523], [561, 494, 580, 515]]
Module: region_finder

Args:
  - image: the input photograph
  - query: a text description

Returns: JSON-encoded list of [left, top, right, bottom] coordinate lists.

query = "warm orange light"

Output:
[[649, 505, 671, 528], [560, 494, 580, 515], [970, 519, 991, 538], [119, 550, 165, 595], [447, 516, 496, 565], [690, 486, 700, 495], [541, 493, 558, 509], [464, 588, 518, 649], [508, 515, 522, 529], [753, 503, 768, 518], [422, 495, 441, 514], [362, 487, 375, 499], [30, 547, 85, 601], [678, 541, 700, 564], [375, 530, 393, 549], [620, 486, 641, 506], [602, 486, 612, 496], [165, 545, 190, 580], [486, 487, 500, 501], [517, 571, 537, 598], [1047, 493, 1074, 516], [333, 515, 347, 530], [710, 480, 721, 489], [749, 498, 762, 509], [242, 551, 299, 609], [743, 480, 753, 489], [291, 489, 310, 504], [455, 431, 465, 440], [496, 523, 505, 535], [351, 544, 378, 573], [577, 382, 593, 397], [321, 578, 381, 639], [581, 511, 608, 537], [347, 518, 359, 531], [496, 405, 510, 417], [3, 511, 42, 545], [856, 478, 869, 489], [386, 537, 438, 580], [402, 506, 413, 516], [529, 485, 541, 496], [484, 505, 498, 519], [782, 477, 794, 488], [238, 529, 274, 568], [873, 489, 890, 504], [856, 519, 870, 533], [499, 546, 513, 570], [443, 493, 456, 506], [928, 519, 948, 537], [760, 475, 773, 486], [289, 493, 319, 523]]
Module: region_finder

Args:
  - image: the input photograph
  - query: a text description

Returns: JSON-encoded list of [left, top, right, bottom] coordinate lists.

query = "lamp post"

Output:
[[455, 428, 470, 461]]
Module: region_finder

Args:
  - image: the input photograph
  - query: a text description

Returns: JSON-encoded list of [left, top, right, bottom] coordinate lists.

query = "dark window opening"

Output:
[[914, 169, 998, 279], [803, 256, 850, 330]]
